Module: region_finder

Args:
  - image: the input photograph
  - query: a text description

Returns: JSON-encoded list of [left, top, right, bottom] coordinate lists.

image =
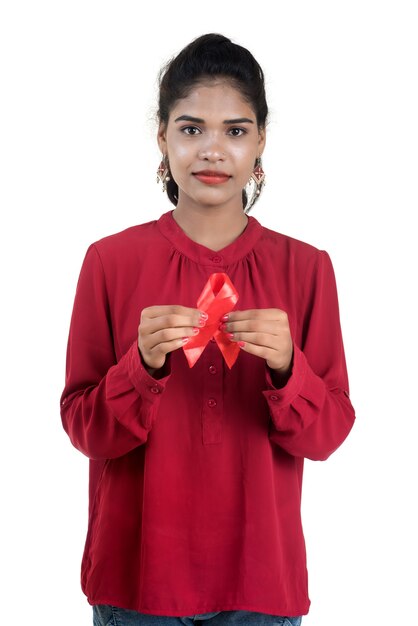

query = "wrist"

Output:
[[138, 347, 170, 379], [269, 367, 291, 389], [269, 350, 294, 389]]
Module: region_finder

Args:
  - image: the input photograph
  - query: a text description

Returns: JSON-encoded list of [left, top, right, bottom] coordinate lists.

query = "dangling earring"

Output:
[[250, 157, 265, 196], [156, 155, 171, 193], [244, 157, 266, 214]]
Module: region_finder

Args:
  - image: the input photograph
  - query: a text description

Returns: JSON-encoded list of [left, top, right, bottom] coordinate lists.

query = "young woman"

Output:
[[60, 33, 355, 626]]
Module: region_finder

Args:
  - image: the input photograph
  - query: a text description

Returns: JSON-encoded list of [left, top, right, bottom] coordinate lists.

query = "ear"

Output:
[[257, 127, 266, 155], [157, 122, 167, 154]]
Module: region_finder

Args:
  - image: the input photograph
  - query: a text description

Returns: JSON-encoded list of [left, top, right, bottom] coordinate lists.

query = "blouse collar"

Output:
[[156, 210, 263, 267]]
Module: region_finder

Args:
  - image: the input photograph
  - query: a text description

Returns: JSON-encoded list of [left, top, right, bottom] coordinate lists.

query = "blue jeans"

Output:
[[93, 605, 302, 626]]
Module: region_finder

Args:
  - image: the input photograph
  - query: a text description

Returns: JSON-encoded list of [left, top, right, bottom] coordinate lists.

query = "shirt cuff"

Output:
[[263, 344, 307, 409], [263, 344, 328, 439], [127, 341, 171, 396]]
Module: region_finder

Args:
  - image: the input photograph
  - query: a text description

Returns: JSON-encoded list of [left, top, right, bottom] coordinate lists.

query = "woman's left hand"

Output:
[[220, 308, 293, 377]]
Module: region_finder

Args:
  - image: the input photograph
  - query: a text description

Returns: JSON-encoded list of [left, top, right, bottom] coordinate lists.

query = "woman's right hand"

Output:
[[138, 305, 208, 372]]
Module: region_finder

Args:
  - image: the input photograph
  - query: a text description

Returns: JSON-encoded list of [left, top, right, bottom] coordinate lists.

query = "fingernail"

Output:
[[199, 311, 208, 320], [182, 337, 190, 344], [221, 314, 229, 322], [192, 327, 200, 335], [226, 332, 234, 340], [219, 323, 227, 331], [198, 318, 206, 327], [238, 341, 245, 348]]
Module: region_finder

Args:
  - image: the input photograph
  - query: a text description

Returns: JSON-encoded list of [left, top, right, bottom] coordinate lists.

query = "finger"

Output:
[[148, 335, 195, 357], [142, 305, 207, 320], [225, 308, 286, 322], [141, 310, 207, 334], [234, 340, 279, 362], [222, 319, 285, 336], [237, 341, 292, 373], [225, 331, 281, 349], [146, 326, 201, 350]]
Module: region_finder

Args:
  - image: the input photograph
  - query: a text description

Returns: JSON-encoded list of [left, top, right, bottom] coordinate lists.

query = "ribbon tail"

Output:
[[183, 325, 215, 368], [183, 344, 206, 368], [214, 330, 240, 369]]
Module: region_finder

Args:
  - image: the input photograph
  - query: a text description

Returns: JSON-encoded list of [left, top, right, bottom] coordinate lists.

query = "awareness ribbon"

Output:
[[183, 272, 240, 369]]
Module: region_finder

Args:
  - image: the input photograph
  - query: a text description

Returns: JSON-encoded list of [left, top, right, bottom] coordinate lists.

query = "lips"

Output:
[[193, 170, 231, 185]]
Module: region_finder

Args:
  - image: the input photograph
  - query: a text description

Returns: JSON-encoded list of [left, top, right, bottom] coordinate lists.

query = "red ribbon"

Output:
[[183, 272, 240, 369]]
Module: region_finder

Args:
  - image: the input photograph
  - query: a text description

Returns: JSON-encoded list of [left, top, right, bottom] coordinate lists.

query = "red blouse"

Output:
[[60, 210, 355, 617]]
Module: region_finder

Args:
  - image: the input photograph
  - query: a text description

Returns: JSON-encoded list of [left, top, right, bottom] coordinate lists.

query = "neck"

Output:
[[172, 205, 249, 251]]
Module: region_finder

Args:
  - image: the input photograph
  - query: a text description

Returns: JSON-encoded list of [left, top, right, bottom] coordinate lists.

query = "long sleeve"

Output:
[[263, 250, 355, 460], [60, 244, 171, 460]]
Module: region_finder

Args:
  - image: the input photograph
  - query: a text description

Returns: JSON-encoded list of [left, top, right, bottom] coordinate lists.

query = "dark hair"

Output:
[[157, 33, 268, 212]]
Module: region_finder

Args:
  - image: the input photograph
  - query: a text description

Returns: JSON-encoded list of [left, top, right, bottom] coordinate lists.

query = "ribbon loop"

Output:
[[183, 273, 240, 369]]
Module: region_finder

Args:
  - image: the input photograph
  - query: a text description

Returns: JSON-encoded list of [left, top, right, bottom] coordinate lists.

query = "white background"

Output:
[[1, 1, 417, 624]]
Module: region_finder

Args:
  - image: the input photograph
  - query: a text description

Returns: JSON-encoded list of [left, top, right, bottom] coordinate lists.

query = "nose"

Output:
[[197, 134, 226, 161]]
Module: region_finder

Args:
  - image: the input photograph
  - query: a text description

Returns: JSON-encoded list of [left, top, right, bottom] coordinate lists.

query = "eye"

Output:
[[181, 126, 201, 136], [228, 127, 246, 137]]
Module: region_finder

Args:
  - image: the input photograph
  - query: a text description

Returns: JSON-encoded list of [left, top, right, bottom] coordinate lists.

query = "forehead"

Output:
[[169, 81, 256, 119]]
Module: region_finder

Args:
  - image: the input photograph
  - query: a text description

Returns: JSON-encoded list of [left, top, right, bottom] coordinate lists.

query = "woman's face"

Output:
[[157, 81, 266, 213]]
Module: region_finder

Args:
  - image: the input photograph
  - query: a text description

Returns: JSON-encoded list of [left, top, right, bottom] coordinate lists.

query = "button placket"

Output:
[[201, 342, 223, 445]]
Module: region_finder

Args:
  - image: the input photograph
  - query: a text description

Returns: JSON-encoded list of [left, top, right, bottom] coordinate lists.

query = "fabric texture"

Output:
[[61, 209, 355, 617]]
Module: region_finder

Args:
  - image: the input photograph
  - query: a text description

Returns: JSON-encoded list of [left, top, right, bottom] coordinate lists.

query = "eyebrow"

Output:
[[174, 115, 254, 124]]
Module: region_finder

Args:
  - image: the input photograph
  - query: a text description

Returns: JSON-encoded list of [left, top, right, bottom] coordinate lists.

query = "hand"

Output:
[[219, 308, 293, 378], [138, 305, 208, 372]]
